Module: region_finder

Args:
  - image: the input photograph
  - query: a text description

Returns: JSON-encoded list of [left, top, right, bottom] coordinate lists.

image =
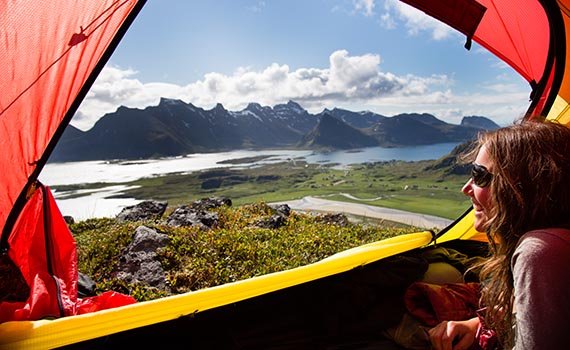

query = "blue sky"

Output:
[[74, 0, 531, 131]]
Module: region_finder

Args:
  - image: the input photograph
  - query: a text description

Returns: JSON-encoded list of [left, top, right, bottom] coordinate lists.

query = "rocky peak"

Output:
[[246, 102, 264, 111], [158, 97, 185, 107], [284, 100, 305, 113], [212, 103, 227, 112]]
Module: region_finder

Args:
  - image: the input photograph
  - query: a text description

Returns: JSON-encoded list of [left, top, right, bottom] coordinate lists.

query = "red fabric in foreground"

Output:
[[475, 308, 500, 350], [0, 0, 140, 245], [404, 282, 499, 349], [0, 186, 135, 323], [404, 281, 480, 327]]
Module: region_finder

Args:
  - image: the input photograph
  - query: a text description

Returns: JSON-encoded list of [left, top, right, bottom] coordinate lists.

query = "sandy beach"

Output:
[[272, 196, 453, 230]]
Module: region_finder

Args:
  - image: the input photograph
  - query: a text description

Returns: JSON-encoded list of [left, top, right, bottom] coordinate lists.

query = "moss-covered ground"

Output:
[[71, 202, 421, 301]]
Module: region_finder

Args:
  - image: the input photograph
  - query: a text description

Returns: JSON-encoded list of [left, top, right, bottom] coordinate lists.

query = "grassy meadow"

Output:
[[99, 158, 472, 220]]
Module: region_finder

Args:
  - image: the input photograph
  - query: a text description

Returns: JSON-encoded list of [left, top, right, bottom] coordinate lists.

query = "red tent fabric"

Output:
[[0, 184, 136, 322], [0, 0, 144, 247], [402, 0, 551, 118], [0, 1, 144, 322], [473, 0, 549, 85]]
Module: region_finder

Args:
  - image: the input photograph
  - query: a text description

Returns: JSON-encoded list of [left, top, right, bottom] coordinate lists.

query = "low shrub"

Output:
[[71, 201, 419, 301]]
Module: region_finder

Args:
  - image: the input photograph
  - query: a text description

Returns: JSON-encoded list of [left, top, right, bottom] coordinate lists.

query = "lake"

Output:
[[39, 143, 459, 220]]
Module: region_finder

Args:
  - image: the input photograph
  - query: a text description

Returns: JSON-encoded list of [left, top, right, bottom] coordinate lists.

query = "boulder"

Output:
[[253, 214, 287, 229], [116, 226, 170, 291], [166, 206, 219, 229], [116, 200, 168, 222], [191, 197, 232, 211], [315, 213, 350, 227]]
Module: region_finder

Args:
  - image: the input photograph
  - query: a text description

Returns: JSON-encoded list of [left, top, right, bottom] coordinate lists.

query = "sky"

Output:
[[73, 0, 532, 131]]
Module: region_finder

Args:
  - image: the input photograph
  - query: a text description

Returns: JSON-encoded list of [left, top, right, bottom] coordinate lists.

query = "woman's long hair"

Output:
[[464, 120, 570, 347]]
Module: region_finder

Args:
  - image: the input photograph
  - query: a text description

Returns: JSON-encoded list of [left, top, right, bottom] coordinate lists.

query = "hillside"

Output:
[[298, 113, 379, 149], [73, 200, 418, 302]]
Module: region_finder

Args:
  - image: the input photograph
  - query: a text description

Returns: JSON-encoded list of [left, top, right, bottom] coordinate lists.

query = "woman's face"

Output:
[[462, 145, 493, 232]]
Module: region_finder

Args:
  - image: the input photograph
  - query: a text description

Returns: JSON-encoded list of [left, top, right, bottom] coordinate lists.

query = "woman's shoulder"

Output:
[[519, 227, 570, 246], [512, 228, 570, 350], [513, 228, 570, 266]]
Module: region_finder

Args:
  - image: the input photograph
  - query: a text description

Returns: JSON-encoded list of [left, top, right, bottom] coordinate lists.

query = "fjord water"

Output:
[[39, 143, 459, 220], [305, 143, 459, 165]]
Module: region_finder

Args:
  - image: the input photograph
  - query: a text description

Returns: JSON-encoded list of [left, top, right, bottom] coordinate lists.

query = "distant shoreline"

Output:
[[41, 144, 467, 222]]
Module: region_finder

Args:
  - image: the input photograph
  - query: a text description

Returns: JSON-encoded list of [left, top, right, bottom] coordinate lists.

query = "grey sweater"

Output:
[[512, 228, 570, 349]]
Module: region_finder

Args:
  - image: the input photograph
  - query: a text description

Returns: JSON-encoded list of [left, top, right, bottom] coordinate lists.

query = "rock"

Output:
[[116, 226, 170, 291], [190, 197, 232, 211], [166, 206, 219, 229], [116, 200, 168, 222], [78, 271, 96, 297], [269, 203, 291, 217], [128, 226, 170, 253], [315, 213, 350, 227], [63, 216, 75, 225], [254, 214, 287, 229]]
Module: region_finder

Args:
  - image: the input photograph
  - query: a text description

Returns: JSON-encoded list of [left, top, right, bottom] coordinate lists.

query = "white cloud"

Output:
[[353, 0, 375, 16], [74, 50, 529, 130], [75, 66, 181, 129], [380, 0, 456, 40], [484, 82, 529, 94], [380, 12, 396, 29], [350, 87, 528, 127]]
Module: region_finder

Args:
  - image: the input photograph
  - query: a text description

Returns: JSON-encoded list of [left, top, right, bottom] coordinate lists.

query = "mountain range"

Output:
[[49, 98, 500, 162]]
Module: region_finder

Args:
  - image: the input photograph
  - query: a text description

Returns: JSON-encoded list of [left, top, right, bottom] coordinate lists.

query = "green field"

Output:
[[56, 158, 472, 221]]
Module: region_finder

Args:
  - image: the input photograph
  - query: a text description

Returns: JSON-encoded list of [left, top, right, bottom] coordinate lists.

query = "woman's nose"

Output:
[[462, 178, 474, 196]]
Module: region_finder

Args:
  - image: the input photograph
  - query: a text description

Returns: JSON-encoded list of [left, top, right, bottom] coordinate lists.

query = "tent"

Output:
[[0, 0, 568, 348]]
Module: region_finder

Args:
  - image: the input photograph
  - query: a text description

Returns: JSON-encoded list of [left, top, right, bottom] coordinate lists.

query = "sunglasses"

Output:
[[471, 163, 493, 187]]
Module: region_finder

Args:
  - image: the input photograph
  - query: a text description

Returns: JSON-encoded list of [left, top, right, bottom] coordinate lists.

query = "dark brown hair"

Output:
[[464, 120, 570, 347]]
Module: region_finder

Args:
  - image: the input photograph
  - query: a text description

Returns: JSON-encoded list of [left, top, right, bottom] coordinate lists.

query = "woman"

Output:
[[428, 120, 570, 349]]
